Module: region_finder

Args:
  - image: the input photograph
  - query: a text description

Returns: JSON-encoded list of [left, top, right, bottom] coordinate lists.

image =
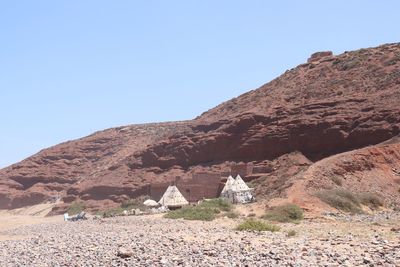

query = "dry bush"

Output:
[[358, 192, 384, 209], [263, 204, 304, 223], [164, 198, 232, 221], [316, 189, 384, 213], [316, 189, 362, 213], [235, 219, 280, 232]]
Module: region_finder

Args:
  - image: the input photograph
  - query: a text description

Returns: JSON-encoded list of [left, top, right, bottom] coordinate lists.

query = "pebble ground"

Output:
[[0, 213, 399, 266]]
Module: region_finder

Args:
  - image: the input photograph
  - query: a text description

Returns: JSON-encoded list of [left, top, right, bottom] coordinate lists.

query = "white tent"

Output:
[[143, 199, 159, 207], [220, 175, 254, 204], [158, 185, 189, 208], [220, 175, 236, 195], [234, 175, 250, 191]]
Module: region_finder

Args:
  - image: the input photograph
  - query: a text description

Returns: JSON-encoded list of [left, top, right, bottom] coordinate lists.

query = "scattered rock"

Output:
[[307, 51, 333, 63], [390, 227, 400, 233], [1, 214, 399, 266], [117, 248, 133, 258]]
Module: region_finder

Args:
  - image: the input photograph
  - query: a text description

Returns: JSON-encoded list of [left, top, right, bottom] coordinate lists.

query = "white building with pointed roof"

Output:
[[234, 175, 251, 191], [220, 175, 254, 204], [220, 175, 235, 196], [158, 185, 189, 209]]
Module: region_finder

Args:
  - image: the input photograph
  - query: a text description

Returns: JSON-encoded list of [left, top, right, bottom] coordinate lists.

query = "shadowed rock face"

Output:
[[1, 43, 400, 211]]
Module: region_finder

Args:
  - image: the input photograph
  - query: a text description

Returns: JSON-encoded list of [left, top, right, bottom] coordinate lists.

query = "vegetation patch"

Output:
[[316, 189, 362, 213], [67, 201, 86, 215], [358, 192, 384, 209], [165, 206, 217, 221], [235, 219, 280, 232], [263, 204, 304, 223], [316, 189, 384, 213], [199, 198, 233, 212], [164, 198, 233, 221]]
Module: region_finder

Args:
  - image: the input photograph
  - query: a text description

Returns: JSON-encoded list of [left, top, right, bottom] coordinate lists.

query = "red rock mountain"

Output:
[[1, 43, 400, 212]]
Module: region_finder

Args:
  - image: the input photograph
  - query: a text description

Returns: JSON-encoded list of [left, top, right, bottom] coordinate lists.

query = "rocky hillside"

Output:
[[1, 43, 400, 212], [136, 44, 400, 168], [0, 122, 192, 209]]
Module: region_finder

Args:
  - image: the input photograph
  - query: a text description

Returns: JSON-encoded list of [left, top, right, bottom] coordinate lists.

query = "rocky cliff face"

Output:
[[1, 43, 400, 212], [0, 122, 192, 209], [136, 44, 400, 169]]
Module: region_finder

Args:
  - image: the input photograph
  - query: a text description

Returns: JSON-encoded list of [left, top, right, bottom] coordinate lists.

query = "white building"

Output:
[[158, 185, 189, 209], [220, 175, 254, 204]]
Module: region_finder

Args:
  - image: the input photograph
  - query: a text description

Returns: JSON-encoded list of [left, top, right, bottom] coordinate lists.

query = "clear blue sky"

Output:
[[0, 1, 399, 168]]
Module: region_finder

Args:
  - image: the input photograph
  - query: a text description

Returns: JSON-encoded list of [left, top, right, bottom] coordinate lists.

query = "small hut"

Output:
[[220, 175, 254, 204], [233, 175, 254, 203], [220, 175, 236, 200], [158, 185, 189, 209]]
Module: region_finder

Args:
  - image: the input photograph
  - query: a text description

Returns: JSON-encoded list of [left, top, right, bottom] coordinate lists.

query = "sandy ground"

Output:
[[0, 203, 62, 240]]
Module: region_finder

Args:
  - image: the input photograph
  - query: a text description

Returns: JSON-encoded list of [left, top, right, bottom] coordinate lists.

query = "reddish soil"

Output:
[[1, 43, 400, 213]]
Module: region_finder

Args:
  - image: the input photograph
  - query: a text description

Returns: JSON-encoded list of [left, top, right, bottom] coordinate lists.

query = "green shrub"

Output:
[[199, 198, 232, 212], [358, 193, 384, 209], [316, 189, 362, 213], [164, 198, 233, 221], [287, 230, 297, 237], [263, 204, 304, 223], [67, 201, 86, 215], [235, 219, 280, 232], [164, 206, 216, 221]]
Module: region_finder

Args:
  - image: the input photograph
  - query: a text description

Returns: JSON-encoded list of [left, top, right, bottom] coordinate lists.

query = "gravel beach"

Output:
[[0, 213, 399, 267]]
